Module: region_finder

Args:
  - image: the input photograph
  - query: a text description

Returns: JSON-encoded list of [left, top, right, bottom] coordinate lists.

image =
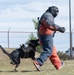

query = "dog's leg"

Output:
[[14, 64, 19, 71], [31, 56, 35, 60]]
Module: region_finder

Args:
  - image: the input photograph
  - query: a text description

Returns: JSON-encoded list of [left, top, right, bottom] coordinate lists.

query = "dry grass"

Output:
[[0, 48, 74, 75]]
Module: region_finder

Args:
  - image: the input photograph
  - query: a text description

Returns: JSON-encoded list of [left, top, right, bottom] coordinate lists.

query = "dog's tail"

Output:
[[0, 45, 19, 71], [0, 45, 11, 58]]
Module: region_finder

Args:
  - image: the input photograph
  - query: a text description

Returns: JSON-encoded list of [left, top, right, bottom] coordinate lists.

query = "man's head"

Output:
[[47, 6, 59, 18]]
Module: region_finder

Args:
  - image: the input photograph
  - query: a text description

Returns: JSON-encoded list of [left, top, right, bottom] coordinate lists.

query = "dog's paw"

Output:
[[14, 69, 18, 72]]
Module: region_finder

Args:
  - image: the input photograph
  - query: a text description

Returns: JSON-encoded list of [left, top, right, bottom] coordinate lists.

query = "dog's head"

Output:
[[28, 39, 40, 49]]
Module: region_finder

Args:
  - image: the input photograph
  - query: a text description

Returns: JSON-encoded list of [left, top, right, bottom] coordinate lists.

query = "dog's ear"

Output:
[[36, 39, 40, 45]]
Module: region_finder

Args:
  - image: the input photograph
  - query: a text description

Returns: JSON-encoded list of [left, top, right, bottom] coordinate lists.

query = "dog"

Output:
[[0, 39, 40, 71]]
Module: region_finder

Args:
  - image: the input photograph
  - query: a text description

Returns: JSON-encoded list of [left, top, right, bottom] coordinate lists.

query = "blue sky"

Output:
[[0, 0, 74, 32], [0, 0, 74, 51]]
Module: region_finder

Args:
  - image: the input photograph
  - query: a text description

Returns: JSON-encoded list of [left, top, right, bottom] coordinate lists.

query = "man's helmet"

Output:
[[47, 6, 59, 18]]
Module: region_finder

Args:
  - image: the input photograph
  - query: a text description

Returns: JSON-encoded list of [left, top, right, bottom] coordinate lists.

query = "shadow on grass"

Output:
[[0, 68, 55, 73], [0, 70, 37, 73]]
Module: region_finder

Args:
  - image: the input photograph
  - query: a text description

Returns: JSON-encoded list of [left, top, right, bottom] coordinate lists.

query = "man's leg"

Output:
[[33, 41, 53, 71], [49, 46, 64, 70], [33, 35, 53, 71]]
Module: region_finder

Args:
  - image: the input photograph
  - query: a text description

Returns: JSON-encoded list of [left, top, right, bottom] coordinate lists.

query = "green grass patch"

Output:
[[0, 49, 74, 75]]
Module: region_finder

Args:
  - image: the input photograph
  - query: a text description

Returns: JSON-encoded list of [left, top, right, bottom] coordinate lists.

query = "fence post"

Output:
[[7, 28, 10, 48]]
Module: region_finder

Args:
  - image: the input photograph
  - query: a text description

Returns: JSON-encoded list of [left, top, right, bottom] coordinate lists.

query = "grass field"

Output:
[[0, 48, 74, 75]]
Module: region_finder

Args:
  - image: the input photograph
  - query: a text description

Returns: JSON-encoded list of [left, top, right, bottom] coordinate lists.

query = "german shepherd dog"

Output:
[[0, 39, 40, 71]]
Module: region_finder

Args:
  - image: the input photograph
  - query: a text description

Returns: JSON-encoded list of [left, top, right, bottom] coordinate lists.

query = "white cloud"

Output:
[[0, 0, 74, 32]]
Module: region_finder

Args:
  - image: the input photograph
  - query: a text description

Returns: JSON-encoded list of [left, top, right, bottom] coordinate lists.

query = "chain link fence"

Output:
[[0, 31, 74, 52]]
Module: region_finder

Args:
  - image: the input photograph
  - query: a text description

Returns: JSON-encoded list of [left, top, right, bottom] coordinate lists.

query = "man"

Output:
[[33, 6, 66, 71]]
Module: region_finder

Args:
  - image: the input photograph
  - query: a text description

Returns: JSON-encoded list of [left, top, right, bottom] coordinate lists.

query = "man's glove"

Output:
[[57, 27, 66, 33]]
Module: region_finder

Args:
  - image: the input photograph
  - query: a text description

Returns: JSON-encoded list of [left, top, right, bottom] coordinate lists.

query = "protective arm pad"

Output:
[[57, 27, 66, 33]]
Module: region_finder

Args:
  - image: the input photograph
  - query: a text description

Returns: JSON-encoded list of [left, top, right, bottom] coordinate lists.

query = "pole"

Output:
[[69, 0, 72, 59], [8, 28, 10, 48]]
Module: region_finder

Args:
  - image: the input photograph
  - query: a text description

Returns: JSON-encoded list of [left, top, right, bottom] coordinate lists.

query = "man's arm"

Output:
[[41, 13, 66, 32]]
